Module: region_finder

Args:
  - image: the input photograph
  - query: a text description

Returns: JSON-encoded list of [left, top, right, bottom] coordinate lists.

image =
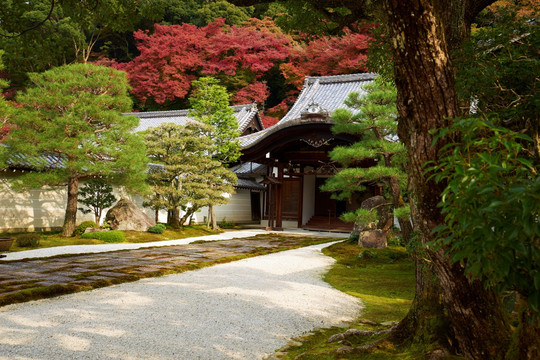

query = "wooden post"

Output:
[[275, 163, 283, 230]]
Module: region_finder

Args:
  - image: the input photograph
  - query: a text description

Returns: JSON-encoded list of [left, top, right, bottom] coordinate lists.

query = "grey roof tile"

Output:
[[126, 103, 261, 133], [238, 73, 376, 148]]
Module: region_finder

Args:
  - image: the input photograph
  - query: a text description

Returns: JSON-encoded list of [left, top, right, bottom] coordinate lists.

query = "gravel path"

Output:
[[0, 242, 362, 360]]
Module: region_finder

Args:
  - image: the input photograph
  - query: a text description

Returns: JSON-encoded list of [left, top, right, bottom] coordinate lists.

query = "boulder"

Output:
[[105, 198, 155, 231], [358, 229, 387, 248], [361, 195, 392, 231]]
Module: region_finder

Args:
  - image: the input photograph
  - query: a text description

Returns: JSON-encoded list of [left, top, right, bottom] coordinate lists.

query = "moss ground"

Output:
[[2, 225, 221, 252], [276, 241, 421, 360]]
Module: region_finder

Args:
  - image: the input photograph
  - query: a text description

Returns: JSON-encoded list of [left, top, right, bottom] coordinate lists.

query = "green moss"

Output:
[[80, 230, 125, 243], [278, 242, 419, 360]]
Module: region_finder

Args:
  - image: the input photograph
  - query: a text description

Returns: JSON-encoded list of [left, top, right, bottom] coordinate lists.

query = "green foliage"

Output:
[[74, 221, 98, 236], [164, 0, 254, 26], [80, 230, 125, 243], [359, 249, 377, 259], [3, 63, 148, 235], [348, 233, 360, 243], [16, 234, 41, 248], [144, 122, 236, 227], [394, 205, 411, 220], [78, 179, 117, 225], [5, 63, 148, 191], [148, 224, 166, 234], [341, 208, 378, 227], [325, 78, 408, 231], [429, 118, 539, 312], [0, 51, 12, 156], [0, 0, 166, 85], [455, 10, 539, 148], [217, 217, 236, 229], [189, 77, 241, 165]]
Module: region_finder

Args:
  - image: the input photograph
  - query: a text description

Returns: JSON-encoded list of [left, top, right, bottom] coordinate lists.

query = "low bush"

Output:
[[74, 221, 98, 236], [80, 230, 125, 243], [217, 217, 235, 229], [348, 233, 359, 243], [148, 224, 166, 234], [16, 233, 41, 247]]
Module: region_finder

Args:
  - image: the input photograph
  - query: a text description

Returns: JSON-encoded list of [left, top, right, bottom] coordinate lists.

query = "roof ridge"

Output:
[[304, 72, 377, 84], [125, 103, 258, 118]]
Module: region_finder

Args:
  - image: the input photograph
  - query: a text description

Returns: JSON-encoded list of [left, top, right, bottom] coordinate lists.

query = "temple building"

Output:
[[0, 74, 379, 232], [237, 73, 378, 231]]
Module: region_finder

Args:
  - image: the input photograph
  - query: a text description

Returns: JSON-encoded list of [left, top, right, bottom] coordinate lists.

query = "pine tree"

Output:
[[0, 50, 12, 145], [77, 179, 117, 225], [3, 63, 148, 236], [189, 76, 240, 229], [189, 76, 241, 164], [322, 77, 413, 242], [144, 122, 236, 229]]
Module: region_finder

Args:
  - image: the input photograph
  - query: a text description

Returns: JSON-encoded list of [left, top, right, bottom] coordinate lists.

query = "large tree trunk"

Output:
[[209, 204, 217, 230], [62, 176, 79, 237], [168, 207, 181, 229], [383, 0, 511, 357]]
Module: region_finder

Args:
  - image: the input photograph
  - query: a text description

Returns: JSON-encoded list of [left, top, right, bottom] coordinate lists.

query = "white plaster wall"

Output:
[[0, 175, 159, 232], [0, 172, 258, 231], [193, 189, 254, 224], [302, 174, 316, 225]]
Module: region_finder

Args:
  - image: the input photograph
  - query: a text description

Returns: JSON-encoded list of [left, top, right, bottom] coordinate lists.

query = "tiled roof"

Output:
[[238, 73, 376, 148], [236, 178, 266, 191], [229, 162, 267, 177], [126, 103, 261, 133], [4, 148, 65, 170]]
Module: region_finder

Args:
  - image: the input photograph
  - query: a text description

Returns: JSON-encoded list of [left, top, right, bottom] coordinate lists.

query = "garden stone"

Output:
[[105, 198, 155, 231], [358, 230, 387, 248], [362, 195, 392, 231], [351, 195, 392, 236]]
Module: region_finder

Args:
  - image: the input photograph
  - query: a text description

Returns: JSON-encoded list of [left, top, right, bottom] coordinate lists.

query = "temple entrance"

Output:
[[314, 177, 334, 217], [250, 192, 261, 221], [282, 179, 301, 220]]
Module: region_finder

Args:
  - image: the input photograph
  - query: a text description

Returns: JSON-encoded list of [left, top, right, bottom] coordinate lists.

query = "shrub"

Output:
[[16, 233, 41, 247], [74, 221, 98, 236], [358, 249, 377, 259], [387, 235, 403, 247], [148, 224, 166, 234], [348, 233, 359, 243], [80, 230, 125, 243], [217, 217, 235, 229]]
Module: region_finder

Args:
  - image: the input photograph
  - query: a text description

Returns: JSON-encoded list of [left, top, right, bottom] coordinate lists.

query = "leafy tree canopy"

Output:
[[115, 18, 292, 110], [189, 77, 241, 165], [144, 122, 236, 228], [2, 63, 148, 235]]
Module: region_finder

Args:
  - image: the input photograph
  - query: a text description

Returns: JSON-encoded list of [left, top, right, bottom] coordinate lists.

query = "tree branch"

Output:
[[0, 0, 56, 38]]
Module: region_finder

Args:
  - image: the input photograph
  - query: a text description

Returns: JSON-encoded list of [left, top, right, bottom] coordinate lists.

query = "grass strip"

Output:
[[273, 241, 419, 360]]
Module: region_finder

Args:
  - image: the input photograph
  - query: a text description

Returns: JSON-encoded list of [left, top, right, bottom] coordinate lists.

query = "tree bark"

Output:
[[383, 0, 511, 357], [210, 204, 217, 230], [168, 207, 181, 229], [62, 176, 79, 237], [389, 176, 413, 243]]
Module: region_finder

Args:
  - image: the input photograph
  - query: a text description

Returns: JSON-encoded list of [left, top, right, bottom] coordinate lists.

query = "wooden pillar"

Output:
[[266, 183, 274, 230], [275, 163, 283, 230], [297, 167, 304, 228]]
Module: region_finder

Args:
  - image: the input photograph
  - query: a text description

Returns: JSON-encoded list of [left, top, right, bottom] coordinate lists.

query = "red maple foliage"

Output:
[[233, 82, 269, 104], [116, 19, 375, 128], [117, 18, 292, 106], [282, 27, 374, 90]]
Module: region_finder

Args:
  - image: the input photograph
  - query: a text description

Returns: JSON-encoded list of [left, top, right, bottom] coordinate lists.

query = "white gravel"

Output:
[[0, 242, 362, 360]]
